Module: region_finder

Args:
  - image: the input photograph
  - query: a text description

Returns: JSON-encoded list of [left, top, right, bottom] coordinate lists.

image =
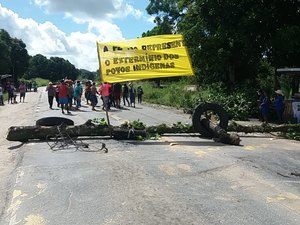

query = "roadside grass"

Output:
[[137, 80, 299, 142], [139, 79, 203, 109], [19, 77, 50, 87], [137, 79, 258, 121], [33, 78, 50, 87]]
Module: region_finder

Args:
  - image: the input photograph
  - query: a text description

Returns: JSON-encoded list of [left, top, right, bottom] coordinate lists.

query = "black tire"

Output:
[[192, 102, 229, 137], [36, 117, 74, 126]]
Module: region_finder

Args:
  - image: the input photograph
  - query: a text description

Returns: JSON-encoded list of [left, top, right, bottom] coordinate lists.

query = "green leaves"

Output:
[[91, 118, 108, 126], [26, 54, 79, 81], [120, 119, 146, 130], [0, 29, 29, 79], [144, 0, 300, 88], [206, 83, 257, 120]]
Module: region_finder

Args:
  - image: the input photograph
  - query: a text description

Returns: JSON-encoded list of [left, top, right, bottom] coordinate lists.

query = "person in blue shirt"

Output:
[[257, 90, 269, 123], [74, 81, 83, 110], [275, 89, 285, 124]]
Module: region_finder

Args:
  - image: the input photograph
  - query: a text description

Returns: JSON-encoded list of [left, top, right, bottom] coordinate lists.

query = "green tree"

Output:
[[144, 0, 300, 88], [0, 39, 11, 74], [26, 54, 49, 79], [0, 29, 12, 74], [26, 55, 79, 81], [48, 57, 79, 81], [10, 38, 29, 80], [79, 69, 96, 81], [142, 0, 180, 36], [0, 29, 30, 82]]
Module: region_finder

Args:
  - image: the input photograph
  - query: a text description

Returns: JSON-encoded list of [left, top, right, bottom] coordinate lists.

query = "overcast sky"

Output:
[[0, 0, 155, 71]]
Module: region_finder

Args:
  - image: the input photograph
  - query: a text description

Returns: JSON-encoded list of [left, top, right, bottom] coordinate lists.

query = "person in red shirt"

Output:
[[99, 82, 111, 110], [58, 80, 70, 114]]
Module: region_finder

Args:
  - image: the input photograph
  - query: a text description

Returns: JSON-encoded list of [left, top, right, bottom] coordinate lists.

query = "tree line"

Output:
[[0, 29, 96, 83], [143, 0, 300, 90]]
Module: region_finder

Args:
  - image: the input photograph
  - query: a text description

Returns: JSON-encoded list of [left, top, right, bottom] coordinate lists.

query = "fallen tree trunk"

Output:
[[7, 119, 299, 145], [201, 119, 241, 145], [227, 121, 300, 133], [6, 119, 240, 145], [7, 120, 146, 142]]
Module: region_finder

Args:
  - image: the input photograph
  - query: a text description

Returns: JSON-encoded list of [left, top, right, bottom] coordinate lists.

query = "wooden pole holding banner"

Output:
[[105, 107, 112, 138], [97, 42, 112, 136]]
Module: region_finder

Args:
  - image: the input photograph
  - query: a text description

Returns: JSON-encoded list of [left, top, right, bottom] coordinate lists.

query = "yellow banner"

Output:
[[96, 34, 194, 83]]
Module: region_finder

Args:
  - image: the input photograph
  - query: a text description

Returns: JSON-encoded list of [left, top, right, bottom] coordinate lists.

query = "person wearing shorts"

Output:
[[19, 83, 26, 102], [46, 82, 56, 109], [58, 80, 69, 114]]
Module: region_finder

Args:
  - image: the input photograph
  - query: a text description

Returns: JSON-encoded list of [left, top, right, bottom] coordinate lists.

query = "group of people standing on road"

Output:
[[257, 89, 285, 124], [46, 79, 144, 114], [120, 83, 144, 108], [46, 79, 83, 114], [0, 82, 28, 106], [83, 81, 144, 111]]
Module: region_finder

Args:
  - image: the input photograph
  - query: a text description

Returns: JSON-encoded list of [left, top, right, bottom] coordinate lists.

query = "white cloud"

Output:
[[0, 4, 125, 71], [32, 0, 143, 21], [0, 0, 149, 71], [146, 15, 156, 24]]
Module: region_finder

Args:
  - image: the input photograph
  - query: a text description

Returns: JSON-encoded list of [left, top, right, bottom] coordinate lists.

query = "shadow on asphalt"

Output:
[[8, 142, 25, 150], [72, 109, 89, 112], [118, 107, 130, 110], [237, 134, 280, 138], [162, 134, 200, 137], [125, 140, 226, 147]]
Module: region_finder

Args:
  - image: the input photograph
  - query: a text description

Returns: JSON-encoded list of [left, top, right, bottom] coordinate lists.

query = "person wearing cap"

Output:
[[46, 82, 56, 109], [275, 89, 285, 124]]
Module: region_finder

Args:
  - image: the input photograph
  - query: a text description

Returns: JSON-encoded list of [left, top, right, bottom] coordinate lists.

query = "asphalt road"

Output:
[[0, 88, 299, 225]]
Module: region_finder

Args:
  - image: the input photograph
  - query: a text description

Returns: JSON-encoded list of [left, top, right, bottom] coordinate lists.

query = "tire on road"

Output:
[[192, 102, 229, 137], [36, 117, 74, 126]]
